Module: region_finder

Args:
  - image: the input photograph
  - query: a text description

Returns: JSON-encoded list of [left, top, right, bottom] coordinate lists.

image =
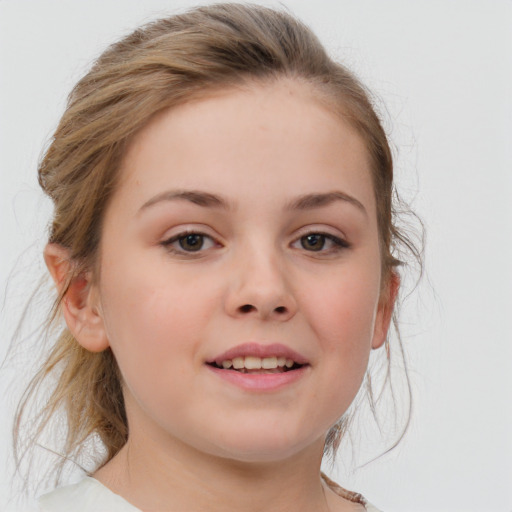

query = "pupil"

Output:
[[302, 234, 325, 251], [179, 234, 203, 251]]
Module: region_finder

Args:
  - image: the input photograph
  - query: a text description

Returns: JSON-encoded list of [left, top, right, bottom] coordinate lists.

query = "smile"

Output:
[[209, 356, 303, 373], [205, 343, 309, 391]]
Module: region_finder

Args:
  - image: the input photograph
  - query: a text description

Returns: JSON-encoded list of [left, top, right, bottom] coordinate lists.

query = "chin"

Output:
[[202, 428, 322, 464]]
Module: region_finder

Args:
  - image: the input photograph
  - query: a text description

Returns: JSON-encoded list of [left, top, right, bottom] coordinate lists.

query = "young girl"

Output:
[[13, 3, 420, 511]]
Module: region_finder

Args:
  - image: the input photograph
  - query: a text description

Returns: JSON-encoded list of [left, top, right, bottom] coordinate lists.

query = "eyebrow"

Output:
[[138, 189, 366, 216], [286, 191, 367, 215], [139, 190, 230, 212]]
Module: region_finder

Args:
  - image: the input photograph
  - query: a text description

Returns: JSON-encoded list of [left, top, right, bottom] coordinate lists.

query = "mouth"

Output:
[[207, 356, 306, 374], [205, 343, 309, 391], [206, 342, 309, 376]]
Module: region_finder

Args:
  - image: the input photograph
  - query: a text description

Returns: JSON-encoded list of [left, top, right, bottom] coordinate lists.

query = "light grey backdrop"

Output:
[[1, 1, 511, 511]]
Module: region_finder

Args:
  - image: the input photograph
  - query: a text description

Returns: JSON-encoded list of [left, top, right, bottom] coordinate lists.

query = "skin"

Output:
[[46, 79, 397, 511]]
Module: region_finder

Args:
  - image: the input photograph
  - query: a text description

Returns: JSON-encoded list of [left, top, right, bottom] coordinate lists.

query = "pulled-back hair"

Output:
[[14, 2, 422, 486]]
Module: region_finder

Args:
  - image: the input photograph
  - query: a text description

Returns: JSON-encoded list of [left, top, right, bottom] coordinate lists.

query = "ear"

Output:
[[44, 243, 110, 353], [371, 271, 400, 350]]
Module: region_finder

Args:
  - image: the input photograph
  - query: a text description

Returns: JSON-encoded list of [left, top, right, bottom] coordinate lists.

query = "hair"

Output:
[[14, 2, 422, 487]]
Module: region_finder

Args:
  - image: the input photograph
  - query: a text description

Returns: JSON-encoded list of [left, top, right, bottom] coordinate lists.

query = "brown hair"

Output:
[[14, 2, 422, 484]]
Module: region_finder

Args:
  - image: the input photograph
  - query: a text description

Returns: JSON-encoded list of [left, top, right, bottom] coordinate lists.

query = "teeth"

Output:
[[217, 356, 298, 370], [261, 357, 277, 369], [232, 357, 244, 369], [244, 356, 262, 370]]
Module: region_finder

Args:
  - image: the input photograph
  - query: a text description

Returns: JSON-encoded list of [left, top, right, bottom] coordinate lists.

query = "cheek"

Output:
[[97, 258, 215, 375], [305, 269, 379, 351], [97, 276, 204, 417], [298, 263, 380, 403], [287, 270, 380, 435]]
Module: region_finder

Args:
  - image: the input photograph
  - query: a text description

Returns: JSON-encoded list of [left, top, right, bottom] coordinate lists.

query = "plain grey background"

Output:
[[1, 1, 511, 511]]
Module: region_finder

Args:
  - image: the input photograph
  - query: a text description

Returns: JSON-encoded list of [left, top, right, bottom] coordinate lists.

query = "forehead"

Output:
[[114, 79, 376, 216]]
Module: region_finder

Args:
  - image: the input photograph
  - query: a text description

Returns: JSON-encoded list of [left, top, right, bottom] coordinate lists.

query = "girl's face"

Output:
[[92, 80, 393, 462]]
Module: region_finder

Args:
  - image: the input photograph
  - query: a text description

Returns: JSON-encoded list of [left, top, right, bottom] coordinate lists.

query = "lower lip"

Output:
[[206, 365, 308, 391]]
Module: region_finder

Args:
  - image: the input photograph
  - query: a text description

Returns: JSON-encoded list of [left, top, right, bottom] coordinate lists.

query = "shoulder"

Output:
[[321, 473, 383, 512], [364, 503, 383, 512], [39, 474, 383, 512], [38, 477, 140, 512]]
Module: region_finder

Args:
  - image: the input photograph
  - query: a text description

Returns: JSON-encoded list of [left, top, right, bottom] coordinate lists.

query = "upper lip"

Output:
[[207, 342, 309, 366]]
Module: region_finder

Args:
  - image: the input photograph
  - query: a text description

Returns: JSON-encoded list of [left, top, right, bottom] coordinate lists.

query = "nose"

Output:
[[224, 245, 297, 322]]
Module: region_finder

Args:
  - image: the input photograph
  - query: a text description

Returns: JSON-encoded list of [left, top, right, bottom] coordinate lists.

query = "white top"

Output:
[[38, 478, 139, 512], [38, 476, 382, 511]]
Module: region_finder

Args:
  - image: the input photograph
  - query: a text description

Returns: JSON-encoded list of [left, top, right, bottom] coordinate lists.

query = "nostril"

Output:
[[236, 304, 289, 316]]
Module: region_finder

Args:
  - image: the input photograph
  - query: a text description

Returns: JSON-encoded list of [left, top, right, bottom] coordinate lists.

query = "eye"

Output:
[[292, 232, 349, 253], [300, 233, 327, 251], [161, 231, 217, 253]]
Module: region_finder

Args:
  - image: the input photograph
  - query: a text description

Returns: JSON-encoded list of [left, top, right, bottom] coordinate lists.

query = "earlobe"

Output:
[[44, 243, 110, 353], [371, 271, 400, 350]]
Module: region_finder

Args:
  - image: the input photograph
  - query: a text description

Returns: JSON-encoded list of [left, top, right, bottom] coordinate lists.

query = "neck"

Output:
[[95, 430, 331, 512]]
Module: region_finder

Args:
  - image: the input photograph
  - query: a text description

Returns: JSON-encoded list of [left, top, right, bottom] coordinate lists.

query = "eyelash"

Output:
[[291, 232, 350, 254], [160, 230, 217, 256], [160, 230, 350, 256]]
